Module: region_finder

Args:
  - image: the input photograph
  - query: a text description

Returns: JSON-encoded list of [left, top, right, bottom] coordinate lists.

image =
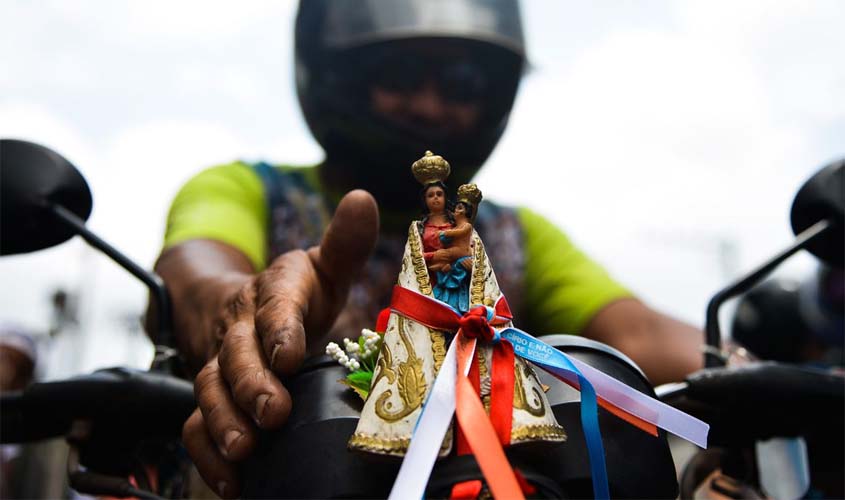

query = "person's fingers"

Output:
[[194, 356, 256, 461], [313, 189, 379, 283], [182, 409, 240, 499], [252, 190, 378, 374], [218, 319, 293, 429], [254, 250, 313, 375]]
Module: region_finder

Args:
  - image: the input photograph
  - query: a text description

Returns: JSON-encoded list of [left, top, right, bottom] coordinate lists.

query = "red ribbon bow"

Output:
[[457, 306, 497, 342]]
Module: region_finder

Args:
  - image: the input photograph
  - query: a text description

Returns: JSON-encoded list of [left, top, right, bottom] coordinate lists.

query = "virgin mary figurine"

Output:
[[348, 151, 565, 457]]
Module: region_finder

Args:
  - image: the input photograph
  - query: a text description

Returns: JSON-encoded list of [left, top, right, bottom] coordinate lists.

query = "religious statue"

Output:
[[346, 151, 565, 457]]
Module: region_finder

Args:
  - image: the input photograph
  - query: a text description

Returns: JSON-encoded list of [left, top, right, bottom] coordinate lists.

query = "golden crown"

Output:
[[411, 150, 450, 185], [457, 183, 482, 209]]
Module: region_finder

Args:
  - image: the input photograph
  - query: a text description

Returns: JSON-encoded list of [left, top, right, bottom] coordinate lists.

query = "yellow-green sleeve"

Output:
[[518, 207, 632, 334], [164, 162, 268, 271]]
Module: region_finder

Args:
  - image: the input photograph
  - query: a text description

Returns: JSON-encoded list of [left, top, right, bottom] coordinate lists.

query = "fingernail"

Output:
[[270, 344, 283, 370], [255, 394, 271, 425], [220, 429, 242, 457], [217, 481, 227, 497]]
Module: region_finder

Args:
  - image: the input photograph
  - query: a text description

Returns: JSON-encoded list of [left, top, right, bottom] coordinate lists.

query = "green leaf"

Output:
[[347, 370, 373, 386], [338, 379, 369, 401]]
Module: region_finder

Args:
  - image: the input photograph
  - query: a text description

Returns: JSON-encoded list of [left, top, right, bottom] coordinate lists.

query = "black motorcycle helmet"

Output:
[[294, 0, 526, 210]]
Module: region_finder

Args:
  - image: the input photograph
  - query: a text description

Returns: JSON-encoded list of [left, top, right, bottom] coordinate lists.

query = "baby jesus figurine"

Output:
[[431, 184, 482, 314]]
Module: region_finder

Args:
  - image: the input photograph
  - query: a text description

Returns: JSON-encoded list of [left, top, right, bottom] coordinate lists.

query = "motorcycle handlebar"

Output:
[[662, 362, 844, 445], [0, 367, 194, 444]]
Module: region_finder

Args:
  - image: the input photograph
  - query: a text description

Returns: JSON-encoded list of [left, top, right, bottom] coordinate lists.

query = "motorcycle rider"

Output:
[[151, 1, 704, 496]]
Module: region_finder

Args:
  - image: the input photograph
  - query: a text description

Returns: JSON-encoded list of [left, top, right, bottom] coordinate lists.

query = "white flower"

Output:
[[326, 342, 340, 356], [357, 328, 383, 359], [327, 338, 369, 371], [361, 328, 379, 342]]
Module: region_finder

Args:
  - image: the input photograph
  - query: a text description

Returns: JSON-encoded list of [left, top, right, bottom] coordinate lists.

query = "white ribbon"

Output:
[[387, 337, 476, 500]]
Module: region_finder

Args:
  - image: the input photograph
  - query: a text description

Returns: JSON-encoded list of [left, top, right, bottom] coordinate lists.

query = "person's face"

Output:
[[368, 41, 484, 136], [371, 82, 480, 135], [425, 186, 446, 213], [454, 203, 466, 218]]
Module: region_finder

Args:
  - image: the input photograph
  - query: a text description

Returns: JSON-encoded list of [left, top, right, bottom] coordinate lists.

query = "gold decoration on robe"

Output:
[[470, 235, 487, 304], [375, 317, 426, 422], [511, 424, 568, 444], [429, 329, 447, 373], [408, 224, 433, 296], [513, 359, 546, 417]]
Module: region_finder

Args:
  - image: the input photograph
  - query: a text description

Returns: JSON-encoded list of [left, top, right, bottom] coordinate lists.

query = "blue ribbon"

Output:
[[501, 328, 610, 500]]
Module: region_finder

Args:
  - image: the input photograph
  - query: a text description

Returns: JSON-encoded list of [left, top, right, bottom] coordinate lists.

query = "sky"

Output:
[[1, 0, 843, 377]]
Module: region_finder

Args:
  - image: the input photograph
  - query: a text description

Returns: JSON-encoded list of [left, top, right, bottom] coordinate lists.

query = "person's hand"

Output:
[[181, 190, 378, 498]]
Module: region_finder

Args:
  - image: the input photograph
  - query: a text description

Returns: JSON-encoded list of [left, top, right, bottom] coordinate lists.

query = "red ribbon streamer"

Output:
[[489, 340, 515, 446], [455, 349, 481, 456], [455, 335, 524, 500]]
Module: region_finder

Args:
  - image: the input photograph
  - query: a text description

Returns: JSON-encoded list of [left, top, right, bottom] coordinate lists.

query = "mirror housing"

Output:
[[0, 139, 93, 255], [790, 158, 844, 268]]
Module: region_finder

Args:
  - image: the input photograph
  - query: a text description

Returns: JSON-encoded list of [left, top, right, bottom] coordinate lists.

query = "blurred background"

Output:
[[1, 0, 843, 379]]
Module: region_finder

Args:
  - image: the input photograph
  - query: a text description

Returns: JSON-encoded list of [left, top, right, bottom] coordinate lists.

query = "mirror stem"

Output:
[[704, 218, 832, 367], [48, 203, 174, 351]]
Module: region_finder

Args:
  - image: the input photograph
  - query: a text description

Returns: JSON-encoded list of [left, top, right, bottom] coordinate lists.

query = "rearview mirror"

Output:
[[791, 158, 844, 268], [0, 139, 92, 255]]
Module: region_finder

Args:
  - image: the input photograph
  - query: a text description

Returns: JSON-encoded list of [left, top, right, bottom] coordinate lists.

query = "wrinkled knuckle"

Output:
[[256, 263, 285, 292], [254, 298, 298, 337], [196, 358, 219, 378], [230, 363, 266, 395], [226, 282, 256, 317], [255, 294, 288, 326], [182, 410, 203, 442], [194, 363, 219, 394], [216, 341, 232, 369], [211, 309, 235, 339], [267, 249, 307, 270], [204, 399, 230, 425], [216, 329, 242, 368]]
